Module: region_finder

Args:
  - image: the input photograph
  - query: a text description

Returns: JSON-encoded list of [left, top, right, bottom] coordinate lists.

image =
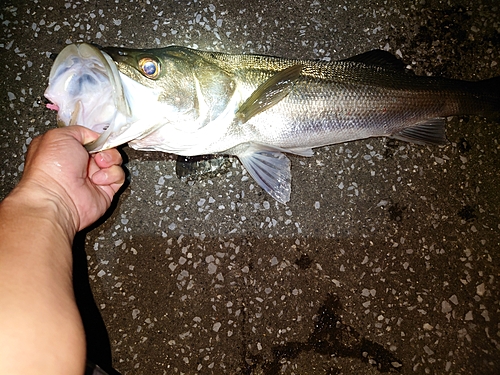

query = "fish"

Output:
[[44, 43, 499, 203]]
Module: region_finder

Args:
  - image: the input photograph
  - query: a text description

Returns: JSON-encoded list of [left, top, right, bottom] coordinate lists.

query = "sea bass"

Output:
[[44, 43, 499, 203]]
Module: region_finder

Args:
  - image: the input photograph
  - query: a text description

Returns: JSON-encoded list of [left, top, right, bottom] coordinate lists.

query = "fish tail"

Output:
[[393, 76, 500, 146]]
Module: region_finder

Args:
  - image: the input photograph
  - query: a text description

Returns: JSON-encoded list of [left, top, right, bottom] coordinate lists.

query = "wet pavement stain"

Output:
[[457, 137, 472, 153], [295, 254, 313, 270], [388, 203, 406, 222], [250, 294, 402, 374], [458, 205, 477, 222], [382, 140, 399, 159]]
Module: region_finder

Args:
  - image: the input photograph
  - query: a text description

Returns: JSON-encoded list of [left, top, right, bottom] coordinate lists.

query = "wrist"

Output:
[[4, 181, 78, 240]]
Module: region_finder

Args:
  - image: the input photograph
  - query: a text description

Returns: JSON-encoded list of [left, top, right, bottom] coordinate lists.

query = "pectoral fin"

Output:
[[235, 64, 303, 124], [232, 143, 293, 204]]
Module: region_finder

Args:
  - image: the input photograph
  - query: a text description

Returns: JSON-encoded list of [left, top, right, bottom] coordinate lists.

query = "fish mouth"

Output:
[[44, 43, 130, 152]]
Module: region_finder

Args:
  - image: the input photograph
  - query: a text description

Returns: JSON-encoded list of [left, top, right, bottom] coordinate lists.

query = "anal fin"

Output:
[[391, 118, 448, 146]]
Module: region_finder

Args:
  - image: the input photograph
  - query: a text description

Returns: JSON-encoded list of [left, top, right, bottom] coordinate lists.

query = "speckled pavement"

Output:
[[1, 1, 499, 374]]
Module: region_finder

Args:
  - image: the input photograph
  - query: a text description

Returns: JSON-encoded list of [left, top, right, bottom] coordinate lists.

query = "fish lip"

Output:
[[44, 43, 130, 152]]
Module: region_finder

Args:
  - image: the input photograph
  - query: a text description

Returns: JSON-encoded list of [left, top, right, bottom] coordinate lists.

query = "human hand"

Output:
[[17, 126, 125, 233]]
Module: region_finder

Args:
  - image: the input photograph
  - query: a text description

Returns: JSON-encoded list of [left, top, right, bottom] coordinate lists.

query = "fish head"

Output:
[[45, 43, 204, 153], [45, 43, 177, 152]]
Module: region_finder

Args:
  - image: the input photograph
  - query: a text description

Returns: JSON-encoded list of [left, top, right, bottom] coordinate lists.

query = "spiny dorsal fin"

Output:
[[235, 64, 303, 124], [343, 50, 407, 71]]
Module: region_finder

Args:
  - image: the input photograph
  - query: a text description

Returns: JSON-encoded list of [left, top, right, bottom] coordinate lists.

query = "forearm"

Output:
[[0, 127, 124, 374], [0, 187, 85, 375]]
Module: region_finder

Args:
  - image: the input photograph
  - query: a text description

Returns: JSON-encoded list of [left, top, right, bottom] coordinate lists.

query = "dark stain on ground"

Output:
[[458, 205, 476, 221], [239, 305, 264, 375], [388, 203, 405, 222], [457, 137, 472, 153], [295, 254, 313, 269], [383, 139, 399, 159], [241, 294, 401, 373]]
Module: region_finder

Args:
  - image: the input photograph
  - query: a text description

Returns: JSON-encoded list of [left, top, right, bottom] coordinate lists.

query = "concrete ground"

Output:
[[1, 0, 499, 374]]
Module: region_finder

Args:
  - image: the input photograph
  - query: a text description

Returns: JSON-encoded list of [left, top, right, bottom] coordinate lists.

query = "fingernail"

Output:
[[100, 152, 112, 163], [92, 170, 107, 184]]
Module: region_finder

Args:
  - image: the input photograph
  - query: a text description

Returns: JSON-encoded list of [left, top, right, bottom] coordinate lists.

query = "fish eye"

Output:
[[138, 57, 160, 79]]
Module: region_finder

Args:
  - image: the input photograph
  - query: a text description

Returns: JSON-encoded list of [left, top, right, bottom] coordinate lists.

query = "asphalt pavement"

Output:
[[0, 0, 499, 374]]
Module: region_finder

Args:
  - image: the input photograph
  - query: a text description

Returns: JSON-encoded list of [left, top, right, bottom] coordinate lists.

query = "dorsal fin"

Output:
[[343, 50, 407, 71]]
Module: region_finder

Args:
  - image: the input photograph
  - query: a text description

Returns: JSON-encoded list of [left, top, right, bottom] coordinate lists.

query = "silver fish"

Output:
[[44, 43, 499, 203]]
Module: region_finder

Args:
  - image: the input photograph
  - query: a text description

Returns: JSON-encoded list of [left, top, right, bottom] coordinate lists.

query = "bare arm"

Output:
[[0, 126, 125, 375]]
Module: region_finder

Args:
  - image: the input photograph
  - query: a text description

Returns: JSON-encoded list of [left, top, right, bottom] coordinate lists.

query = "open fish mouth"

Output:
[[44, 43, 130, 152]]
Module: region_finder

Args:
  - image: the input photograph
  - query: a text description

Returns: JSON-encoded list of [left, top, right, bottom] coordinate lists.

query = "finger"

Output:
[[65, 125, 101, 145], [93, 149, 122, 168], [90, 165, 125, 186]]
